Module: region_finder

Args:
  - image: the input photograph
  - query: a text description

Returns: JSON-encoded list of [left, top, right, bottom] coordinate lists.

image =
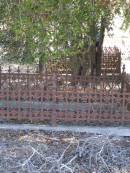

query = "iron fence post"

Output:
[[121, 64, 126, 93], [0, 65, 1, 90]]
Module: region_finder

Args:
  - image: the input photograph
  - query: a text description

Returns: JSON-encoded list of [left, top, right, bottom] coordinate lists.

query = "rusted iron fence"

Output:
[[42, 47, 121, 75], [101, 47, 121, 74], [0, 65, 130, 125]]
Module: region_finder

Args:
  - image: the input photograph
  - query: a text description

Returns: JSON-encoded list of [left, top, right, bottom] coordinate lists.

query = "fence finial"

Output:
[[93, 69, 96, 76], [36, 65, 39, 73], [27, 66, 30, 73], [8, 66, 11, 73], [17, 66, 20, 73], [122, 64, 125, 73]]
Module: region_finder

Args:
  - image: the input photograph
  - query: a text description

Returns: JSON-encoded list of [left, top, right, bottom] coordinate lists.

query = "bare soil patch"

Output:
[[0, 130, 129, 173]]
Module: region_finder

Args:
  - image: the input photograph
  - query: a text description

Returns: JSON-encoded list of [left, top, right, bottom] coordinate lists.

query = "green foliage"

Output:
[[0, 0, 123, 65], [120, 0, 130, 30]]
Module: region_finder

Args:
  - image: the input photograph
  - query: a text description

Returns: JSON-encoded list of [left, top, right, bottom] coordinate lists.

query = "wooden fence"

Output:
[[0, 66, 130, 125]]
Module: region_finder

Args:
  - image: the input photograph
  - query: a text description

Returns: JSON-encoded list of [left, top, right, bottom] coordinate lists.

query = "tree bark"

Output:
[[95, 17, 106, 76], [38, 56, 45, 73]]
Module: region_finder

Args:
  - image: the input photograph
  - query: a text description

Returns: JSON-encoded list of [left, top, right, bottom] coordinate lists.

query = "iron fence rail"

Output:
[[0, 89, 130, 125], [0, 65, 129, 125]]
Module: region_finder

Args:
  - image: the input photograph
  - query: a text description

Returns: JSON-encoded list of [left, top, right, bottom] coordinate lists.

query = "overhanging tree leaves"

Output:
[[0, 0, 122, 75]]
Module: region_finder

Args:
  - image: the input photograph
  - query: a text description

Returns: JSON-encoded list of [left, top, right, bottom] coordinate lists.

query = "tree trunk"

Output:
[[70, 45, 95, 85], [38, 56, 45, 73], [90, 44, 96, 76], [95, 17, 106, 76]]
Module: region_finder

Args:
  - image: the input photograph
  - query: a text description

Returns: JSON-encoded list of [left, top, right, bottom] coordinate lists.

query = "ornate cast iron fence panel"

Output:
[[101, 47, 121, 75], [0, 66, 124, 92], [43, 47, 121, 75], [0, 66, 130, 125], [0, 89, 130, 125]]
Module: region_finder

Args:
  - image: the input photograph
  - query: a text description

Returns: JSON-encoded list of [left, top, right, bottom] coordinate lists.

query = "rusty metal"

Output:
[[44, 47, 121, 75], [0, 65, 130, 125], [0, 66, 124, 92], [101, 47, 121, 74]]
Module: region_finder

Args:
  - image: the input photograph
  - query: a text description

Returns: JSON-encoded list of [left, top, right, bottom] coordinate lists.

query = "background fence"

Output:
[[40, 47, 121, 75], [101, 47, 121, 74]]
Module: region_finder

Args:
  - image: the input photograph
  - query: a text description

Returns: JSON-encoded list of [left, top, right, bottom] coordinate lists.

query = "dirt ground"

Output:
[[0, 129, 129, 173]]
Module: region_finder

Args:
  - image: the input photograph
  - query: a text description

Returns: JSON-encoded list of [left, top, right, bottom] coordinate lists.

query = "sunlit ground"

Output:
[[0, 130, 129, 173]]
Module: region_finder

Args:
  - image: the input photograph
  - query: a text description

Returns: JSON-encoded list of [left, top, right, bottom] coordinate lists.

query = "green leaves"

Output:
[[0, 0, 122, 65]]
